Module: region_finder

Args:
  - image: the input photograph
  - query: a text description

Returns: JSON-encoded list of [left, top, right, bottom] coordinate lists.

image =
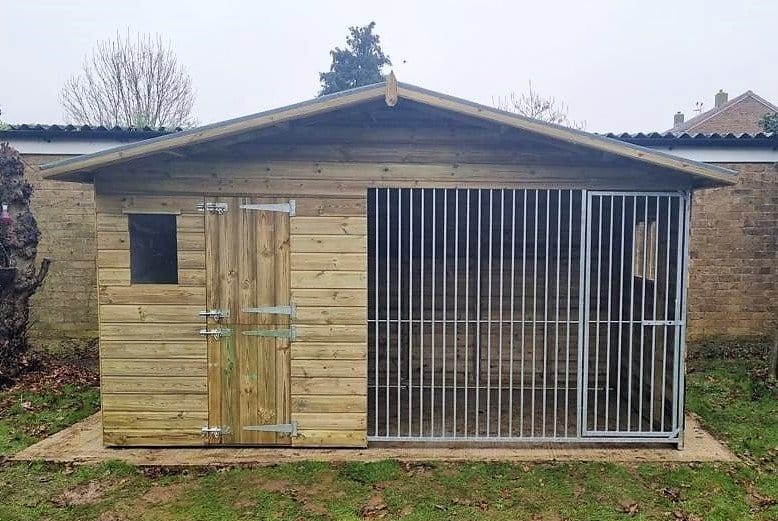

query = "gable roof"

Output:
[[670, 91, 778, 134], [40, 75, 736, 186]]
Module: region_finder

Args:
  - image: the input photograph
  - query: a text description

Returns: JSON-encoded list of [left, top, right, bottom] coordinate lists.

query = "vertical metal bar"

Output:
[[604, 195, 614, 431], [520, 190, 527, 436], [676, 192, 691, 446], [431, 189, 436, 436], [532, 189, 538, 436], [464, 190, 470, 436], [419, 189, 425, 436], [650, 196, 660, 430], [554, 190, 562, 437], [385, 189, 391, 436], [374, 189, 379, 437], [576, 190, 589, 437], [498, 189, 505, 436], [487, 189, 494, 436], [442, 190, 448, 435], [453, 190, 460, 437], [661, 196, 671, 432], [397, 189, 402, 435], [476, 189, 482, 436], [543, 190, 550, 437], [509, 190, 517, 436], [639, 196, 648, 430], [565, 190, 573, 436], [594, 195, 602, 431], [616, 195, 625, 431], [408, 189, 413, 436], [627, 197, 637, 432], [671, 195, 686, 434]]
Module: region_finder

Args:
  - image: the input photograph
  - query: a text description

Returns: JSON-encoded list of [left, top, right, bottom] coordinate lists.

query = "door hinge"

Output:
[[199, 327, 233, 338], [201, 425, 231, 437], [242, 304, 296, 318], [197, 202, 229, 214], [242, 326, 296, 340], [199, 309, 230, 320], [239, 200, 296, 216], [243, 421, 298, 437]]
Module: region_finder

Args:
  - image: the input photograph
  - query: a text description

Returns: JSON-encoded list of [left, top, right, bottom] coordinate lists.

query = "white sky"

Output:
[[2, 0, 777, 133]]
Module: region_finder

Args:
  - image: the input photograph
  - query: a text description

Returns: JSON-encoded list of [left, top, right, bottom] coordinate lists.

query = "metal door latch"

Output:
[[201, 426, 231, 437], [197, 202, 229, 214], [199, 309, 230, 320], [242, 421, 298, 437], [199, 327, 233, 338]]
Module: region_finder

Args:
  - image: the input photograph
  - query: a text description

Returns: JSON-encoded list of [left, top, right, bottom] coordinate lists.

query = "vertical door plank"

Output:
[[255, 206, 278, 444], [238, 197, 259, 444], [274, 203, 292, 438], [221, 197, 242, 440], [205, 197, 222, 443]]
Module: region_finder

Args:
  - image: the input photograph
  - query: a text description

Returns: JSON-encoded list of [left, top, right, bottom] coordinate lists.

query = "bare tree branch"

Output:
[[60, 31, 196, 128], [495, 81, 586, 130]]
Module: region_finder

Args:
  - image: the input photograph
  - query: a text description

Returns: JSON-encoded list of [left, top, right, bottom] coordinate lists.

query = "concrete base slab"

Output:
[[11, 413, 737, 466]]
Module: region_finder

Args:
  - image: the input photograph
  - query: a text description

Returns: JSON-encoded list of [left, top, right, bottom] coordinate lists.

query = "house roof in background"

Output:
[[0, 124, 181, 140], [669, 91, 778, 133]]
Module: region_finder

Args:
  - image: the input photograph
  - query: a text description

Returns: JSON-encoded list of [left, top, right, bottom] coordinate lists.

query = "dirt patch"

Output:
[[140, 482, 187, 505], [0, 354, 98, 397], [52, 477, 127, 507]]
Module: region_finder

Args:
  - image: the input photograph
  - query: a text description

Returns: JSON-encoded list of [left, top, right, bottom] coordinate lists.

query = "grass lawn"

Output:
[[0, 343, 775, 520]]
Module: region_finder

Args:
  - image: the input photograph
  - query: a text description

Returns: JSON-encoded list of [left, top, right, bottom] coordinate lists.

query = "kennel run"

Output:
[[40, 76, 735, 448]]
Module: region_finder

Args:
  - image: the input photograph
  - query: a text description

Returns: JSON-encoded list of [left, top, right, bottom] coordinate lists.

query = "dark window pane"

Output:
[[128, 214, 178, 284]]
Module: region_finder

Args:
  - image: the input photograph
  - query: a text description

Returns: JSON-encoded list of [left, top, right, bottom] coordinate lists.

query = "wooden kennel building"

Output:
[[41, 76, 736, 448]]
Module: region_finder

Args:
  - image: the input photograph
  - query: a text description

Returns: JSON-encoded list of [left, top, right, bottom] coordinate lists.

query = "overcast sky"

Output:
[[2, 0, 777, 133]]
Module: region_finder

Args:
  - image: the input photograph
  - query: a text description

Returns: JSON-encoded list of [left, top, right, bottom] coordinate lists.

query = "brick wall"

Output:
[[688, 98, 775, 134], [23, 154, 98, 348], [688, 162, 778, 340]]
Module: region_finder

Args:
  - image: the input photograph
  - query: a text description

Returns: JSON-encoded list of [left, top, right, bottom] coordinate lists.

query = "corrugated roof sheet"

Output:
[[1, 124, 181, 138]]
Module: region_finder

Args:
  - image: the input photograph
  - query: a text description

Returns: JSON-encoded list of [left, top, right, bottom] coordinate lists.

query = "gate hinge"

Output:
[[201, 425, 231, 437], [242, 326, 296, 340], [242, 304, 296, 318], [197, 202, 229, 214], [243, 421, 298, 437], [239, 200, 296, 216]]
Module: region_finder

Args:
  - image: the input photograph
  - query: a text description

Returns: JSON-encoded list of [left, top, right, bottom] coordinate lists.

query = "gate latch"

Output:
[[197, 202, 229, 214], [243, 421, 298, 437], [201, 425, 231, 437], [199, 327, 233, 339], [199, 309, 230, 321]]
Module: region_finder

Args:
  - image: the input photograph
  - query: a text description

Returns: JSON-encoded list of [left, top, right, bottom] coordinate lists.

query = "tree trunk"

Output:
[[0, 143, 50, 384]]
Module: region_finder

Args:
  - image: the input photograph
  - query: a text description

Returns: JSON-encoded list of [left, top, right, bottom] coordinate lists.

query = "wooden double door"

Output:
[[203, 196, 293, 445]]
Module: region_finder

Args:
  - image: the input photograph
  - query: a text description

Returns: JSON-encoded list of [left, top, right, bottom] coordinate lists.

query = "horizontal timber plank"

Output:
[[292, 429, 366, 448], [96, 213, 128, 232], [292, 289, 366, 307], [97, 231, 129, 250], [295, 325, 367, 342], [291, 235, 366, 253], [97, 249, 128, 268], [104, 429, 205, 447], [291, 270, 366, 289], [101, 358, 207, 376], [178, 250, 206, 269], [290, 217, 366, 235], [291, 394, 366, 413], [100, 305, 203, 323], [178, 269, 206, 286], [177, 232, 205, 251], [101, 376, 207, 393], [291, 359, 366, 378], [291, 377, 365, 395], [99, 285, 206, 305], [102, 411, 208, 430], [95, 194, 204, 215], [295, 306, 365, 325], [100, 323, 203, 341], [101, 393, 207, 412], [98, 268, 130, 286], [100, 341, 206, 359], [290, 252, 365, 271], [294, 198, 366, 217], [291, 342, 367, 360], [292, 412, 366, 430]]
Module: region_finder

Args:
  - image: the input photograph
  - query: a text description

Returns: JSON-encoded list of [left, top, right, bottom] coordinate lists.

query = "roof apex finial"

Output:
[[385, 71, 398, 107]]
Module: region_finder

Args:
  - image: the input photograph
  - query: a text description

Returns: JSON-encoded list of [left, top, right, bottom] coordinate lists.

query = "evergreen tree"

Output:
[[759, 112, 778, 133], [319, 22, 391, 96]]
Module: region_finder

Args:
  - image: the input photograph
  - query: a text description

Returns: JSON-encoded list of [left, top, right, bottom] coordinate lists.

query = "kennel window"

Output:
[[128, 213, 179, 284]]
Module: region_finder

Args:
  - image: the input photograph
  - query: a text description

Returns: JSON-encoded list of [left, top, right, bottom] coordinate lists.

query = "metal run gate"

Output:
[[367, 188, 689, 444]]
